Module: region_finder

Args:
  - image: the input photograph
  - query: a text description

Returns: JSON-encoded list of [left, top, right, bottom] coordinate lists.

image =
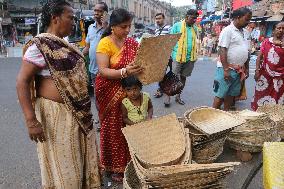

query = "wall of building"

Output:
[[91, 0, 173, 25]]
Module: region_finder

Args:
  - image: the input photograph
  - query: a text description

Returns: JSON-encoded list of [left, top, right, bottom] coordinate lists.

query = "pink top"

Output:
[[23, 44, 51, 76]]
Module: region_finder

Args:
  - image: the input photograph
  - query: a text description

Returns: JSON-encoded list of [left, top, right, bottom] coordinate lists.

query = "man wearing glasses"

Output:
[[164, 9, 199, 107]]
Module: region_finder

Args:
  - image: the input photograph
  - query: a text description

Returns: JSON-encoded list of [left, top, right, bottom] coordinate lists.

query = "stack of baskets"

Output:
[[227, 110, 280, 152], [184, 107, 245, 163], [122, 113, 240, 188], [257, 104, 284, 139]]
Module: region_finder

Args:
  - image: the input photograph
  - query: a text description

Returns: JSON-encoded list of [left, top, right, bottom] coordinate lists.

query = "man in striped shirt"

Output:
[[154, 13, 171, 36], [154, 13, 172, 98]]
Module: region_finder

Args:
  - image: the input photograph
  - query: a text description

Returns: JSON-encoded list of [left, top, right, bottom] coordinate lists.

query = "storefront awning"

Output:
[[266, 14, 284, 22], [1, 18, 12, 25]]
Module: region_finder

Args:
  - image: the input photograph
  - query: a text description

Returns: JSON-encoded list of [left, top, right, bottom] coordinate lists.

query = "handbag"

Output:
[[159, 59, 183, 96]]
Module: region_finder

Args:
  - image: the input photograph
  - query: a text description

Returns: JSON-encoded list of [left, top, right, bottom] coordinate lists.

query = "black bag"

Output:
[[159, 59, 183, 96]]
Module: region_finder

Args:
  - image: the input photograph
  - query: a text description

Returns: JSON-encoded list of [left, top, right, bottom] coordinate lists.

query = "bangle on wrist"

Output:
[[224, 68, 229, 71], [120, 68, 127, 78]]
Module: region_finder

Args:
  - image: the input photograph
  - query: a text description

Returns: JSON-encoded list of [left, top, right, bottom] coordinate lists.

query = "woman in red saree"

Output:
[[252, 22, 284, 111], [95, 9, 143, 182]]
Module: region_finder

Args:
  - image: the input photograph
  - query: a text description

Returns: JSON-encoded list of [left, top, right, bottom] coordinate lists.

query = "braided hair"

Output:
[[40, 0, 71, 33]]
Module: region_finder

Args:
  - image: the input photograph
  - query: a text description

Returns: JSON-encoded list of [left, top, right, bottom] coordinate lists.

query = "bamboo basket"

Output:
[[257, 104, 284, 139], [183, 109, 231, 163], [131, 156, 239, 189], [192, 136, 227, 164], [227, 110, 280, 152], [123, 161, 143, 189], [122, 114, 186, 168], [131, 127, 192, 182], [184, 107, 245, 136]]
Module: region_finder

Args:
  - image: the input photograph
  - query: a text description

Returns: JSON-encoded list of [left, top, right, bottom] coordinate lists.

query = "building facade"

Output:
[[91, 0, 173, 26], [1, 0, 172, 45]]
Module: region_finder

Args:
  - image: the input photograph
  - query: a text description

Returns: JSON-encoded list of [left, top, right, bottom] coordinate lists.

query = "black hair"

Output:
[[186, 9, 198, 17], [101, 8, 133, 38], [40, 0, 71, 33], [121, 76, 143, 89], [155, 13, 165, 18], [232, 7, 252, 19], [272, 21, 284, 30], [97, 2, 108, 12]]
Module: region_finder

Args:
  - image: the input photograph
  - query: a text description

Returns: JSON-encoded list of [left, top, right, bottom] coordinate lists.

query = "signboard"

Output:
[[25, 18, 36, 25], [233, 0, 253, 10]]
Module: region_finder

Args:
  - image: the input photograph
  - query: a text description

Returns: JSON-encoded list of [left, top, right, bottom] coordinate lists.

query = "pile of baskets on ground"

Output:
[[122, 113, 241, 188], [183, 107, 245, 163], [227, 109, 281, 153], [257, 104, 284, 140]]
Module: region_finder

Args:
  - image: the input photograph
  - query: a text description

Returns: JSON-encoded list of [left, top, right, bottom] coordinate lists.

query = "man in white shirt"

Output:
[[213, 7, 252, 111]]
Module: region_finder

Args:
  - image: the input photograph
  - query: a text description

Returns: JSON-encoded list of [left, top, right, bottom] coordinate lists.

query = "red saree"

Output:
[[95, 37, 138, 173], [251, 38, 284, 111]]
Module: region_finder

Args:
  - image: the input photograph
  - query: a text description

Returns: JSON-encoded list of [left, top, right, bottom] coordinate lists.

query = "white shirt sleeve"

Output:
[[218, 28, 231, 48], [23, 44, 46, 68]]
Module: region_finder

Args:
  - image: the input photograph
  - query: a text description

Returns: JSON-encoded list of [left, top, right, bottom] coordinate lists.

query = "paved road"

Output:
[[0, 57, 262, 189]]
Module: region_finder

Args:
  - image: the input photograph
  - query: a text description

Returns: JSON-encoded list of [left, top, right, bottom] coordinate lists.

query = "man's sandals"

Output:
[[175, 96, 185, 105]]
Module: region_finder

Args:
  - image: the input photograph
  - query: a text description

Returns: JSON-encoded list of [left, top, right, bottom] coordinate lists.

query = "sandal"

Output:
[[154, 89, 163, 98], [111, 173, 124, 183], [175, 96, 185, 105]]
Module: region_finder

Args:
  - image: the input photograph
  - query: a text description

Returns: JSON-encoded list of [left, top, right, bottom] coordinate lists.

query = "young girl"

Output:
[[121, 76, 153, 125]]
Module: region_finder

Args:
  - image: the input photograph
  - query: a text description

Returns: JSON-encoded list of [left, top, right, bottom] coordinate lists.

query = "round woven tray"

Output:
[[257, 104, 284, 139], [184, 107, 244, 136], [227, 110, 280, 152], [122, 114, 186, 168]]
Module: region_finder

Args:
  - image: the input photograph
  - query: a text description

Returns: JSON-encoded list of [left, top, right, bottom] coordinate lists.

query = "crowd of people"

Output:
[[15, 0, 284, 188]]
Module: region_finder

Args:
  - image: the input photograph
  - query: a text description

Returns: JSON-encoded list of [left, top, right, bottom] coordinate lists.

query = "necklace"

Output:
[[130, 94, 143, 115]]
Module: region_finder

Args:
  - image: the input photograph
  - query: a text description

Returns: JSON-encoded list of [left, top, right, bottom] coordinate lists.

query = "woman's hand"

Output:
[[126, 63, 143, 76], [26, 119, 46, 143], [254, 70, 261, 81]]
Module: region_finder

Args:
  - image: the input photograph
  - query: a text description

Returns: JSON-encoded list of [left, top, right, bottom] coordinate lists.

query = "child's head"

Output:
[[121, 76, 143, 100]]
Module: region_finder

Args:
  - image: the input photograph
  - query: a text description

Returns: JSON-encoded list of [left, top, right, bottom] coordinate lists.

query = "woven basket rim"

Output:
[[184, 106, 245, 135], [122, 113, 186, 167]]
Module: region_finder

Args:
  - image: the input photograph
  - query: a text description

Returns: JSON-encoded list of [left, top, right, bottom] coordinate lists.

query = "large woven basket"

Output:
[[184, 107, 245, 136], [131, 127, 192, 182], [123, 161, 143, 189], [122, 114, 186, 168], [131, 156, 239, 189], [227, 110, 280, 152], [192, 136, 227, 164], [183, 109, 230, 163], [257, 104, 284, 139]]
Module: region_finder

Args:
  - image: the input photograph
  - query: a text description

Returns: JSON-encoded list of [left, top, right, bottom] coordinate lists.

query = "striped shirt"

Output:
[[155, 24, 171, 36]]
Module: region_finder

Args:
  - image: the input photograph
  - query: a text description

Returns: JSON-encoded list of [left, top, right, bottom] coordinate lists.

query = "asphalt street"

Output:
[[0, 57, 262, 189]]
